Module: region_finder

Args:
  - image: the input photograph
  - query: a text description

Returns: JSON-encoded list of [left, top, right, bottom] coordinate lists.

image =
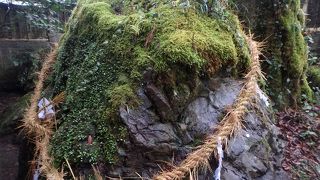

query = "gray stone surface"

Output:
[[117, 77, 289, 179], [144, 83, 175, 122]]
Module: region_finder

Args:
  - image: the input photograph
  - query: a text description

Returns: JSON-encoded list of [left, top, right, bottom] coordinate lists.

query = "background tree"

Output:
[[236, 0, 315, 107]]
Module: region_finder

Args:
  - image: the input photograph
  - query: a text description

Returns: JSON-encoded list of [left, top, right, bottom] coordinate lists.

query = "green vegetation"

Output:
[[260, 0, 312, 106], [308, 66, 320, 90], [50, 0, 251, 167], [107, 83, 140, 115], [280, 0, 310, 104]]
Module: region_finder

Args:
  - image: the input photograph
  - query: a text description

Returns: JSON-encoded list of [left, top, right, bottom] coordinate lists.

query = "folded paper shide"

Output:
[[38, 97, 55, 120]]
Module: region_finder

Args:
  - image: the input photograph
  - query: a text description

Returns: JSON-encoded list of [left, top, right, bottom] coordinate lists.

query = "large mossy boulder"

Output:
[[48, 0, 288, 178]]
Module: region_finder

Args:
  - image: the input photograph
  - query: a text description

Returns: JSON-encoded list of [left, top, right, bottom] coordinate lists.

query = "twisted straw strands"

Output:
[[154, 34, 264, 180], [36, 127, 64, 179], [22, 44, 58, 136], [21, 44, 64, 179]]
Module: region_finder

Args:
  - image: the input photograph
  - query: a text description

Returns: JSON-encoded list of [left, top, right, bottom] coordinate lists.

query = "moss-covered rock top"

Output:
[[50, 0, 251, 169]]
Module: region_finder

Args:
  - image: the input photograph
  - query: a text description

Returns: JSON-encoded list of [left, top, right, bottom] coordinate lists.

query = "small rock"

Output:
[[240, 153, 268, 177], [137, 88, 152, 109], [120, 106, 180, 152], [145, 84, 174, 122], [222, 162, 246, 180], [183, 97, 219, 137], [178, 123, 187, 131], [208, 78, 242, 109], [117, 148, 126, 157]]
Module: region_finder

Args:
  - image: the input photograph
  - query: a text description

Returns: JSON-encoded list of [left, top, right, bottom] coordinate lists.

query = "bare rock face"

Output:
[[116, 78, 289, 179], [182, 79, 243, 138]]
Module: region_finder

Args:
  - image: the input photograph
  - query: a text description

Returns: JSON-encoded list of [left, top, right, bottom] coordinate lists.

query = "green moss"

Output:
[[106, 83, 140, 118], [154, 8, 238, 71], [301, 75, 314, 101], [108, 84, 138, 109], [263, 0, 310, 106], [51, 39, 122, 165], [50, 0, 252, 167], [280, 9, 307, 79], [308, 66, 320, 89], [244, 0, 312, 106], [297, 9, 305, 28], [78, 0, 249, 74]]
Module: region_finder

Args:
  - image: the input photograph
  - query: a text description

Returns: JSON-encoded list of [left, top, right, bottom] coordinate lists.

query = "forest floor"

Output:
[[277, 107, 320, 179], [0, 92, 21, 180], [0, 92, 20, 113], [0, 134, 19, 180]]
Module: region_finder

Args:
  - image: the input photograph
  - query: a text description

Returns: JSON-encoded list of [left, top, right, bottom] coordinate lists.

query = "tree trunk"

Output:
[[237, 0, 313, 107]]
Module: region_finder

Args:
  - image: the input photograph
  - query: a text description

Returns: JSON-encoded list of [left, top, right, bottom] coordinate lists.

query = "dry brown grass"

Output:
[[92, 165, 103, 180], [153, 34, 264, 180], [52, 91, 66, 106]]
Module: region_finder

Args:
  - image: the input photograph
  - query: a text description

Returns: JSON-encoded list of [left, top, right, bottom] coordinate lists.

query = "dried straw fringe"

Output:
[[153, 34, 264, 180], [22, 44, 58, 136], [20, 44, 65, 179]]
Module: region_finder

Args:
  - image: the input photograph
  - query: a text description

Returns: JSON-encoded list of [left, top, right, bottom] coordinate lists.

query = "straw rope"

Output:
[[153, 34, 264, 180], [21, 44, 64, 179], [22, 44, 58, 136]]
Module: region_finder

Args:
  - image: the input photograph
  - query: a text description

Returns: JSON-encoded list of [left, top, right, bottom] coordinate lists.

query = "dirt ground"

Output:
[[277, 109, 320, 179], [0, 92, 22, 180], [0, 134, 19, 180]]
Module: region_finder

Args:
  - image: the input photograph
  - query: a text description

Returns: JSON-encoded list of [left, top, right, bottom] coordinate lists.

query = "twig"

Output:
[[65, 157, 76, 180]]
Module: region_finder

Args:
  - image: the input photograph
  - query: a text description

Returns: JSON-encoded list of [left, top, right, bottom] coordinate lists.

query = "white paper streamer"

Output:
[[38, 98, 54, 120], [33, 168, 40, 180], [214, 137, 223, 180], [256, 87, 270, 107], [33, 160, 40, 180]]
